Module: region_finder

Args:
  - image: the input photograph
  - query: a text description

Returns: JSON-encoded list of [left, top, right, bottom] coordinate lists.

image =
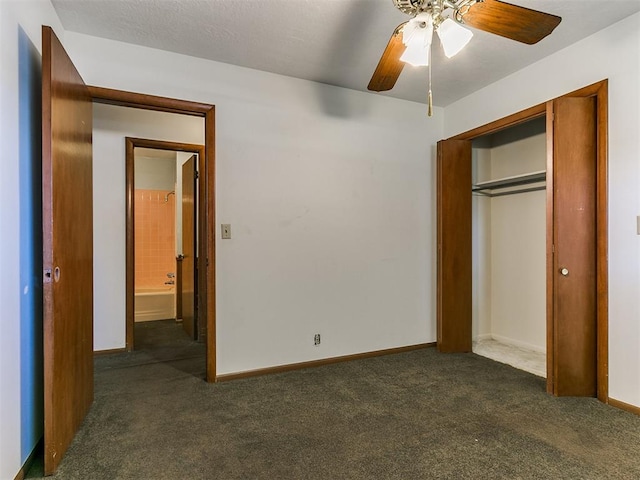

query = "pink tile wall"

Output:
[[134, 189, 176, 289]]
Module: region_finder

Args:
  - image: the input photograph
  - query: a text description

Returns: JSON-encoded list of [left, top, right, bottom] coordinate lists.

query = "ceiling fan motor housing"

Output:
[[393, 0, 428, 16]]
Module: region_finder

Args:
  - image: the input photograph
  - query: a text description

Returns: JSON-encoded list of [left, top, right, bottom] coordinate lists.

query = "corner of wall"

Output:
[[0, 1, 65, 477]]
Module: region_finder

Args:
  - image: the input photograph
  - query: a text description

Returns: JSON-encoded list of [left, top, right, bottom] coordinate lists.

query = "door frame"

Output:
[[444, 80, 608, 401], [125, 138, 205, 347], [90, 86, 217, 383]]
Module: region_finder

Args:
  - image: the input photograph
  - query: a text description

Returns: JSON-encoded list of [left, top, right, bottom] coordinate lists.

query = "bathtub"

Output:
[[135, 286, 176, 322]]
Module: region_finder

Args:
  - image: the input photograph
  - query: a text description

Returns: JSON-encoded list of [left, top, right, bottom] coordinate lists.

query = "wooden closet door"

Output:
[[437, 139, 472, 352], [550, 97, 597, 396]]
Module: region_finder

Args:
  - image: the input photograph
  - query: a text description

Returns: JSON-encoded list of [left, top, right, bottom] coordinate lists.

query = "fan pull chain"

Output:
[[427, 42, 433, 117]]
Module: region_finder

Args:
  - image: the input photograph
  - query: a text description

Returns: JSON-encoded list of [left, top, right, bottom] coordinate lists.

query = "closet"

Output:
[[436, 80, 607, 399], [471, 118, 547, 377]]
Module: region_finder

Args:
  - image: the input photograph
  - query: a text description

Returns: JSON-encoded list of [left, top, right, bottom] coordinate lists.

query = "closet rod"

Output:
[[473, 185, 546, 198], [472, 170, 546, 192]]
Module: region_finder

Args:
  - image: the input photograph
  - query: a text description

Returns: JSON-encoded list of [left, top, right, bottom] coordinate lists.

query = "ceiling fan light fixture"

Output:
[[400, 13, 433, 67], [400, 40, 431, 67], [436, 18, 473, 58]]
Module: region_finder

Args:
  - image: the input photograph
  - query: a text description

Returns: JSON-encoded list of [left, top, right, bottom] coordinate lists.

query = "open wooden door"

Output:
[[42, 26, 93, 475], [437, 139, 472, 352], [549, 97, 597, 396], [181, 155, 197, 339]]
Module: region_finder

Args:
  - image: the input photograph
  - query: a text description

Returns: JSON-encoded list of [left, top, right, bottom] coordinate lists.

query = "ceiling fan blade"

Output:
[[461, 0, 561, 45], [368, 23, 407, 92]]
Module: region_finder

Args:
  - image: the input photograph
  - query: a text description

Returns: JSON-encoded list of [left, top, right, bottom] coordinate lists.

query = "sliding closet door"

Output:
[[437, 139, 472, 352], [550, 97, 597, 396]]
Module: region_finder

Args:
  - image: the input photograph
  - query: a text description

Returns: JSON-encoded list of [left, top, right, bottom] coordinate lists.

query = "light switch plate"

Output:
[[221, 224, 231, 239]]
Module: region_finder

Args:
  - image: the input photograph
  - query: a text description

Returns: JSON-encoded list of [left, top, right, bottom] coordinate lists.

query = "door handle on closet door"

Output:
[[560, 268, 569, 276]]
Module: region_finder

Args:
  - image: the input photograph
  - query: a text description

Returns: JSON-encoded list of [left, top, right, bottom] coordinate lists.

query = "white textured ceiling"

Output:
[[51, 0, 640, 106]]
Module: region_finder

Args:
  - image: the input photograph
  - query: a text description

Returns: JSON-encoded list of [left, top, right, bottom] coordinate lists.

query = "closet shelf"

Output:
[[472, 170, 546, 197]]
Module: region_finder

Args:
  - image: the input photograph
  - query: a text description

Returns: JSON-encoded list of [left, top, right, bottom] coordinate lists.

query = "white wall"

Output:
[[93, 103, 203, 350], [0, 1, 64, 478], [67, 33, 443, 373], [134, 154, 177, 191], [472, 122, 546, 352], [445, 13, 640, 407], [471, 141, 492, 340]]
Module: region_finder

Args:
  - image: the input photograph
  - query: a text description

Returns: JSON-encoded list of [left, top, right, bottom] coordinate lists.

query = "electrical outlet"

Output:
[[221, 224, 231, 239], [314, 334, 321, 346]]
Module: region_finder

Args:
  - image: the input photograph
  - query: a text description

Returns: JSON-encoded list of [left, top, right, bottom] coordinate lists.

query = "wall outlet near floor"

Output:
[[221, 224, 231, 239], [314, 334, 321, 346]]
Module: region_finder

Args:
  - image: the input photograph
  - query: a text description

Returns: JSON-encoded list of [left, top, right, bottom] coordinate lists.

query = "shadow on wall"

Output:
[[18, 26, 44, 463], [312, 3, 377, 118]]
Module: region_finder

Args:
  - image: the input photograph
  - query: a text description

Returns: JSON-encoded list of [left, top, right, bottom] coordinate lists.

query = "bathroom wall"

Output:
[[134, 153, 178, 289], [134, 189, 176, 289], [134, 153, 176, 190]]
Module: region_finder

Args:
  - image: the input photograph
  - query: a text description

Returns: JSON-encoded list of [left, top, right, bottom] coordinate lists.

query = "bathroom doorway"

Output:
[[125, 137, 206, 352]]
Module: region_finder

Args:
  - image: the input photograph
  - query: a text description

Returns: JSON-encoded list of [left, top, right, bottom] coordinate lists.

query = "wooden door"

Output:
[[181, 155, 197, 339], [550, 97, 597, 396], [42, 26, 94, 475], [437, 139, 472, 352]]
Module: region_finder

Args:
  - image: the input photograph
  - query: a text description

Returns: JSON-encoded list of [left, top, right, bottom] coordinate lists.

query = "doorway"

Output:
[[436, 80, 608, 400], [91, 86, 217, 383], [42, 26, 216, 474], [470, 117, 547, 378], [126, 139, 205, 354]]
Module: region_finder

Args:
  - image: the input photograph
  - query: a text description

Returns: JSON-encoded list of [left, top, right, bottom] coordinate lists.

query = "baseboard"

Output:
[[216, 342, 436, 382], [487, 333, 546, 354], [13, 439, 40, 480], [93, 347, 127, 356], [474, 334, 492, 342], [608, 397, 640, 416]]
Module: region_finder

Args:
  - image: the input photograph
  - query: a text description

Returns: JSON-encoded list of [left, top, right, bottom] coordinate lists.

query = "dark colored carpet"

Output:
[[28, 320, 640, 479]]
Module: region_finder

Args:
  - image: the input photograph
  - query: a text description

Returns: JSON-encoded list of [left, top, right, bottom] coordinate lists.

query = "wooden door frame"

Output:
[[125, 138, 205, 345], [90, 86, 217, 383], [446, 80, 608, 402]]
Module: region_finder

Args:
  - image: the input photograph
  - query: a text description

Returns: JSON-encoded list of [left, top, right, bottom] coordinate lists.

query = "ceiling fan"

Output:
[[368, 0, 561, 114]]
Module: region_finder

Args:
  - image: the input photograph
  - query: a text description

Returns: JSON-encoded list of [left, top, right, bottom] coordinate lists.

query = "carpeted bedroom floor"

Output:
[[27, 320, 640, 479]]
